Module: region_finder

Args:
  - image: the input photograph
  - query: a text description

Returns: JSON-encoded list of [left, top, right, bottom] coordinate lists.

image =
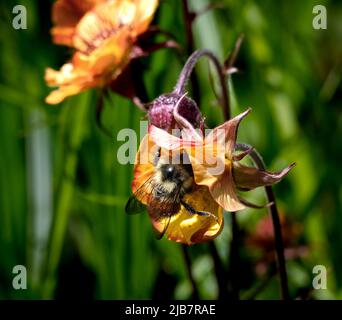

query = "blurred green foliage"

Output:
[[0, 0, 341, 299]]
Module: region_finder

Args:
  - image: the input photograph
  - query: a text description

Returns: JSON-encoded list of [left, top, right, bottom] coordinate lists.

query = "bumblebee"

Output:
[[125, 150, 217, 238]]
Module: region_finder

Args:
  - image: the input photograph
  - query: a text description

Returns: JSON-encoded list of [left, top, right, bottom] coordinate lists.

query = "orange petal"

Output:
[[208, 161, 246, 212], [133, 0, 159, 36], [45, 63, 81, 86], [79, 35, 132, 76], [51, 0, 104, 46], [233, 162, 296, 191], [51, 27, 77, 47], [205, 108, 251, 159], [44, 63, 91, 104], [131, 134, 159, 202], [45, 84, 84, 105], [46, 0, 158, 103], [73, 0, 158, 54], [45, 34, 131, 104]]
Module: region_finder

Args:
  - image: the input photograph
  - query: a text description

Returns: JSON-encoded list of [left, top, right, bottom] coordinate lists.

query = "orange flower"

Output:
[[50, 0, 106, 47], [45, 0, 158, 104], [149, 107, 295, 212], [131, 134, 223, 245]]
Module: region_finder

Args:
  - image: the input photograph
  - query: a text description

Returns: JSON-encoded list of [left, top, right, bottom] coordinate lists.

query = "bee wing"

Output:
[[152, 215, 172, 240], [125, 195, 147, 214], [125, 176, 154, 215], [126, 171, 183, 240], [148, 184, 183, 240]]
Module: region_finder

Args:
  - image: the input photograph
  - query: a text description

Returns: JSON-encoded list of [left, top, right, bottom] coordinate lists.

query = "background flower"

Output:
[[45, 0, 158, 104], [246, 214, 308, 277], [51, 0, 106, 47]]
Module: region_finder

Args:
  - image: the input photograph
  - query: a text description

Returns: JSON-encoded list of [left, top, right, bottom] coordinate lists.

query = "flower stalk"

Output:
[[209, 242, 229, 300], [174, 49, 230, 120], [181, 245, 199, 299], [235, 143, 291, 300]]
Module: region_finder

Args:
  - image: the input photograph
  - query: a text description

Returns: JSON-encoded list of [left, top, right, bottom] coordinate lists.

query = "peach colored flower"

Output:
[[45, 0, 158, 104], [50, 0, 106, 47]]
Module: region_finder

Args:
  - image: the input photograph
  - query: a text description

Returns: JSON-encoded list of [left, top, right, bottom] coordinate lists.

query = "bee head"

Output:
[[161, 164, 178, 181], [154, 151, 194, 194]]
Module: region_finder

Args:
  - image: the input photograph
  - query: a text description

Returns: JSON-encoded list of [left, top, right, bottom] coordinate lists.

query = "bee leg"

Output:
[[196, 210, 219, 222], [181, 200, 218, 222]]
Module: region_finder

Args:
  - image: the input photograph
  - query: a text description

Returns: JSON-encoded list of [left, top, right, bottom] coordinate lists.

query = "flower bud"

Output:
[[148, 92, 201, 130]]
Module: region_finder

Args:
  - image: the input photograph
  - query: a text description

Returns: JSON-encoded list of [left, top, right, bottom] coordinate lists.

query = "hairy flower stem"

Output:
[[228, 212, 240, 299], [181, 245, 199, 299], [174, 49, 230, 120], [235, 143, 290, 300]]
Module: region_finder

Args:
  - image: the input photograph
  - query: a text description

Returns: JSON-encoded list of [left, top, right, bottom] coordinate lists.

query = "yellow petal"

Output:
[[151, 185, 223, 245]]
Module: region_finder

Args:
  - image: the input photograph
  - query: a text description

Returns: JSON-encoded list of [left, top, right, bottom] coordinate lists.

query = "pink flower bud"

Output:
[[148, 93, 201, 130]]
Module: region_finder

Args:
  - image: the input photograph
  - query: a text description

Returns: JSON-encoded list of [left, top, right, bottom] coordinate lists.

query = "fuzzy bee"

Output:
[[125, 149, 217, 238]]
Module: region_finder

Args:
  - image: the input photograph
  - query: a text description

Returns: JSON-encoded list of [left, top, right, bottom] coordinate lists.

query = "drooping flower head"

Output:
[[130, 94, 294, 244], [126, 43, 295, 245], [45, 0, 159, 104]]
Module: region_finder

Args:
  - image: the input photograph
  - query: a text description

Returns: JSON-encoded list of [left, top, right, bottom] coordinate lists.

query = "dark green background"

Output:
[[0, 0, 341, 299]]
